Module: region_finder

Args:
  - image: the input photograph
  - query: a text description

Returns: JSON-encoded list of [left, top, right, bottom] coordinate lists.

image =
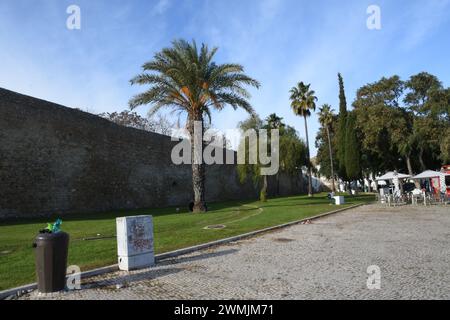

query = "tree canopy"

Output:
[[237, 113, 307, 201], [316, 72, 450, 183]]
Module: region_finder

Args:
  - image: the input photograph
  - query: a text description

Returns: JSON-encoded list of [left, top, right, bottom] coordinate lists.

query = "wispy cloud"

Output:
[[397, 0, 450, 50], [153, 0, 171, 16]]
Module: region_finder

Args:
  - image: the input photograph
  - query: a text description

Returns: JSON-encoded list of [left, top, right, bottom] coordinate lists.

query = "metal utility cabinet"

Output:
[[116, 215, 155, 271], [333, 196, 345, 205]]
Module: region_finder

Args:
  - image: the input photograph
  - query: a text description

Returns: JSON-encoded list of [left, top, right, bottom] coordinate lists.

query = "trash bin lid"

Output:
[[35, 231, 69, 243]]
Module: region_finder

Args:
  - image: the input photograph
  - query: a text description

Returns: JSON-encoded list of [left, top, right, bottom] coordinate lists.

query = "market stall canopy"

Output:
[[411, 170, 450, 179], [376, 171, 411, 181]]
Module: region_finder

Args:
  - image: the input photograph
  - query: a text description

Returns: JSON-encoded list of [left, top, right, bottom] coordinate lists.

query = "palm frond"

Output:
[[289, 81, 317, 119], [129, 39, 259, 123]]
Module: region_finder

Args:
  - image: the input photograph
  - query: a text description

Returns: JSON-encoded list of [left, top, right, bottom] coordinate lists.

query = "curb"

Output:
[[0, 202, 366, 300]]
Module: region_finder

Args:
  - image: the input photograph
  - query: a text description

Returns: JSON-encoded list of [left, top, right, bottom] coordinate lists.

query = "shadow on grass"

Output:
[[0, 193, 375, 227], [0, 199, 254, 226]]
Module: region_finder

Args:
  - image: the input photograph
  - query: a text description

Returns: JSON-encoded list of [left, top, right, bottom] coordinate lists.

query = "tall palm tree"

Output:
[[129, 39, 260, 212], [318, 104, 336, 192], [289, 82, 317, 197]]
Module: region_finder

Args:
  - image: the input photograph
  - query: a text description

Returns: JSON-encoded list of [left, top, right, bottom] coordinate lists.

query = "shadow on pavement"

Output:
[[158, 248, 239, 266], [81, 249, 238, 290], [82, 267, 182, 289]]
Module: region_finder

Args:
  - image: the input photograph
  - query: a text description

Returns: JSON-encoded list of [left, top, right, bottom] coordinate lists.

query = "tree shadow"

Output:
[[1, 194, 374, 226], [0, 200, 256, 226], [81, 267, 182, 290], [81, 248, 238, 290], [158, 248, 239, 266]]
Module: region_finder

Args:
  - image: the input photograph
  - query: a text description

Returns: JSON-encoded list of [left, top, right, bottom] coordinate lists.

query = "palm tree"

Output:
[[318, 104, 336, 192], [129, 39, 260, 212], [265, 113, 285, 130], [289, 82, 317, 196]]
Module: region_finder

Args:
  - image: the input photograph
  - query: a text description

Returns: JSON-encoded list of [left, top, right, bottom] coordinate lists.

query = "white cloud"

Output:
[[153, 0, 171, 15]]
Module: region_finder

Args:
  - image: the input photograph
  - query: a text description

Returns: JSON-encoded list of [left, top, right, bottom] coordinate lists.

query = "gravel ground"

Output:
[[20, 204, 450, 300]]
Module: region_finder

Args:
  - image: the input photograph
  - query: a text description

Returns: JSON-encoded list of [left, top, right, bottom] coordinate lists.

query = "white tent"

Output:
[[376, 171, 411, 181], [411, 170, 449, 179], [412, 170, 449, 193], [376, 171, 411, 197]]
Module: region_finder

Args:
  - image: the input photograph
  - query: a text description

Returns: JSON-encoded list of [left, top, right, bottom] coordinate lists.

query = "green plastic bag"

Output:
[[42, 219, 63, 233]]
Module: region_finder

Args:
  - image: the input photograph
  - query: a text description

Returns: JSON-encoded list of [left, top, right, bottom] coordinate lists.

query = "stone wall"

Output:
[[0, 88, 305, 218]]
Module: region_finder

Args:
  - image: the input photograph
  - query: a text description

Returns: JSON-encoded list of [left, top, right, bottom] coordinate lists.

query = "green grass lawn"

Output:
[[0, 193, 374, 290]]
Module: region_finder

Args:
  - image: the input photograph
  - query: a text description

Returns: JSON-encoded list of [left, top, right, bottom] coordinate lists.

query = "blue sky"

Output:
[[1, 0, 450, 155]]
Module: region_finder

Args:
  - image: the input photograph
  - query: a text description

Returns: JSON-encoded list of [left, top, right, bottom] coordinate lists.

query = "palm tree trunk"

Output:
[[326, 126, 336, 192], [188, 113, 207, 212], [304, 116, 313, 197]]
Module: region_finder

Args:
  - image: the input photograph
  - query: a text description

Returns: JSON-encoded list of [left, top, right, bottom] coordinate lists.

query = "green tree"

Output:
[[237, 114, 307, 201], [344, 112, 361, 180], [426, 87, 450, 122], [390, 108, 415, 175], [289, 82, 317, 196], [353, 76, 406, 173], [274, 120, 308, 192], [318, 104, 336, 191], [237, 116, 268, 201], [353, 72, 449, 174], [404, 72, 442, 115], [315, 123, 338, 179], [404, 72, 449, 169], [440, 127, 450, 163], [278, 125, 308, 175], [342, 72, 449, 180], [265, 113, 285, 130], [264, 114, 284, 195], [129, 39, 260, 212], [337, 73, 348, 180], [412, 116, 442, 170]]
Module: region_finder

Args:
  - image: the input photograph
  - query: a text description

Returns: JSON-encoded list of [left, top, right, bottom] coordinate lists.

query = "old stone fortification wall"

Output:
[[0, 88, 305, 218]]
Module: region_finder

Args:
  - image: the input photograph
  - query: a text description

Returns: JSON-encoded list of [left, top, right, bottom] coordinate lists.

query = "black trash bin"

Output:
[[33, 231, 69, 293]]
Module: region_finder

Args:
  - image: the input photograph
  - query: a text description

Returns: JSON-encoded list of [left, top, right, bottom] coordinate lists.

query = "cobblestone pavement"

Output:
[[21, 204, 450, 300]]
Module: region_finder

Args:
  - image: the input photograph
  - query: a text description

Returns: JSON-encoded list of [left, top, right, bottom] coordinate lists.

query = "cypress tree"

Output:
[[337, 73, 348, 180], [344, 112, 361, 180]]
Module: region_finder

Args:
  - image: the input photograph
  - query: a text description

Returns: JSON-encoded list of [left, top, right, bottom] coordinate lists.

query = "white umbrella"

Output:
[[411, 170, 449, 179], [412, 170, 449, 193], [376, 171, 411, 181], [376, 171, 411, 197]]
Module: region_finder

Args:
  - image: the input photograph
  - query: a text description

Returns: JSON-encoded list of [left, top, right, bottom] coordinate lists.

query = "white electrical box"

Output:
[[333, 196, 345, 205], [116, 215, 155, 271]]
